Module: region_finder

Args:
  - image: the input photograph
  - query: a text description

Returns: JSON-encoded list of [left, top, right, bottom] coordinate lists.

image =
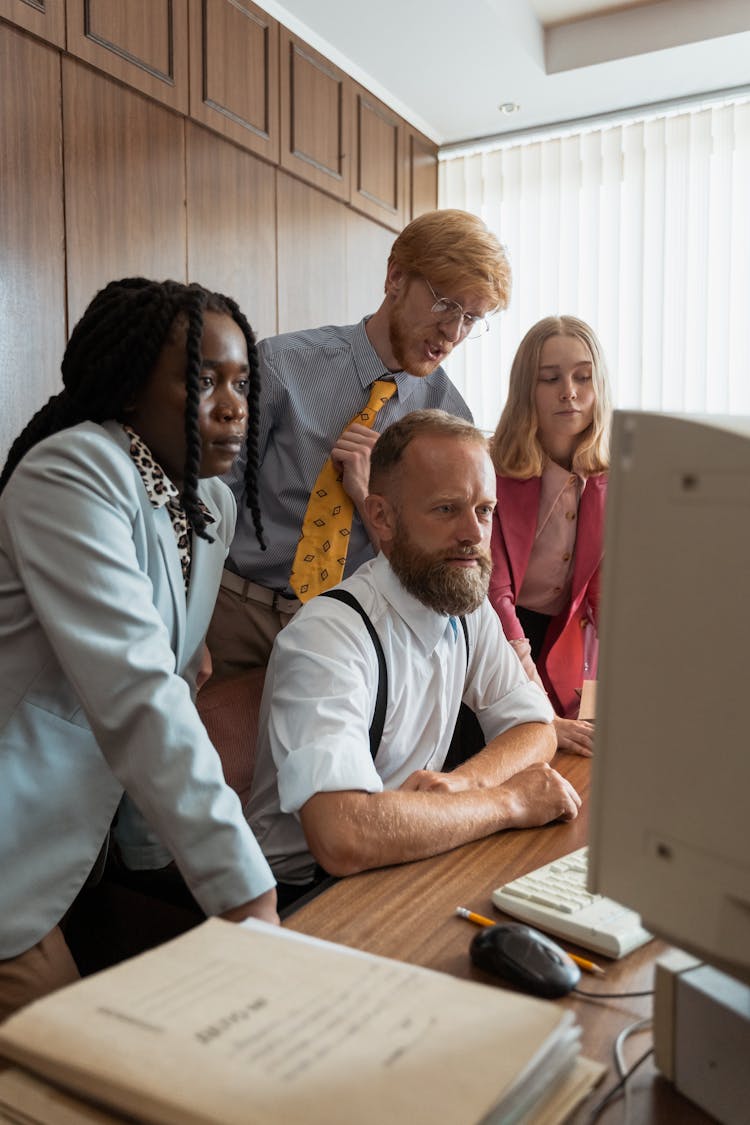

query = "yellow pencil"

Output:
[[566, 953, 605, 976], [454, 907, 605, 975], [455, 906, 495, 927]]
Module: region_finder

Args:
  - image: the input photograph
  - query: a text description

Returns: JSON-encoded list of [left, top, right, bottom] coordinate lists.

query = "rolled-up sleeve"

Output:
[[465, 602, 554, 739], [266, 606, 385, 815]]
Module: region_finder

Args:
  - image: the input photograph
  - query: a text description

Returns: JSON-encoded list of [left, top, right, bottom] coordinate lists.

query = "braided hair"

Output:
[[0, 278, 265, 547]]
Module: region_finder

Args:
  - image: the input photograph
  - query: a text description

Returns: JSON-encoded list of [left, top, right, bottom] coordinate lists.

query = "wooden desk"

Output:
[[285, 755, 710, 1124]]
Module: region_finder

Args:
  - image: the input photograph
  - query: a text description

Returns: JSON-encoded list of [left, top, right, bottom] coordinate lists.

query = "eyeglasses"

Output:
[[424, 279, 489, 340]]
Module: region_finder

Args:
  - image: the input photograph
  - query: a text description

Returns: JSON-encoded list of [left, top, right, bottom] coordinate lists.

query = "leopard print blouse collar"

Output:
[[122, 425, 213, 591]]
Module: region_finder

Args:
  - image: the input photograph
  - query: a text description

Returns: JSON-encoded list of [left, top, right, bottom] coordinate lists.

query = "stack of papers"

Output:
[[0, 918, 603, 1124]]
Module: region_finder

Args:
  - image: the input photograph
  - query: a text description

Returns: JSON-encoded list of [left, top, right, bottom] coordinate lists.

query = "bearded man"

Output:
[[247, 411, 581, 909], [207, 209, 512, 675]]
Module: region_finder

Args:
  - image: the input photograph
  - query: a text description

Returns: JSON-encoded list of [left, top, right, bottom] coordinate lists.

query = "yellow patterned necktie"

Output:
[[290, 379, 398, 601]]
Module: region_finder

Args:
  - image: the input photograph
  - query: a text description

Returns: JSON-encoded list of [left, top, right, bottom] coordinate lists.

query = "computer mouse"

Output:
[[469, 922, 581, 999]]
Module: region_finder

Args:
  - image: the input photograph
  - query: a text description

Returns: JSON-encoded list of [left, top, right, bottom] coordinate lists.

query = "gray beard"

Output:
[[389, 537, 492, 617]]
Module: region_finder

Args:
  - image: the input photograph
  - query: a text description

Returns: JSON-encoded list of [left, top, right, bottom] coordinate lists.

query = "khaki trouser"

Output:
[[0, 926, 79, 1025], [206, 578, 299, 677]]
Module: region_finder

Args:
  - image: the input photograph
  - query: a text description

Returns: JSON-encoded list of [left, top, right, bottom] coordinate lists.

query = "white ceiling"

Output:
[[266, 0, 750, 146]]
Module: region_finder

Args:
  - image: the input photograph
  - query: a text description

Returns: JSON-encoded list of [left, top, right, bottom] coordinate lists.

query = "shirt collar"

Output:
[[543, 457, 586, 486], [542, 457, 587, 501], [372, 552, 461, 656], [353, 318, 446, 404], [122, 425, 214, 522]]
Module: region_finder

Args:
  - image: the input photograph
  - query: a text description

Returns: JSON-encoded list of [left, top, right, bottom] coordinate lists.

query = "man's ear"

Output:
[[384, 262, 407, 299], [364, 491, 397, 547]]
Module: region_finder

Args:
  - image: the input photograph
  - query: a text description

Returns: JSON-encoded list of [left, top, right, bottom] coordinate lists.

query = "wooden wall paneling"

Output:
[[186, 122, 277, 342], [406, 127, 438, 220], [275, 171, 348, 334], [279, 27, 350, 203], [65, 0, 189, 114], [62, 59, 188, 329], [0, 24, 66, 461], [350, 83, 405, 232], [0, 0, 65, 47], [345, 209, 394, 326], [188, 0, 279, 163]]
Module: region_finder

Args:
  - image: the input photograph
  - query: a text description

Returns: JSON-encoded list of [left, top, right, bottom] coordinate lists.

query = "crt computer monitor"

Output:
[[588, 410, 750, 987]]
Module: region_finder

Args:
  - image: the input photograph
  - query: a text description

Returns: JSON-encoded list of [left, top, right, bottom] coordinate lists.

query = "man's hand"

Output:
[[398, 759, 581, 829], [219, 887, 279, 926], [332, 423, 380, 507], [499, 762, 581, 828], [554, 717, 594, 757]]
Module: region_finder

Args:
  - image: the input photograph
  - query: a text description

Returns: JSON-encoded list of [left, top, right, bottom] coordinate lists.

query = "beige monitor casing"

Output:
[[588, 410, 750, 989]]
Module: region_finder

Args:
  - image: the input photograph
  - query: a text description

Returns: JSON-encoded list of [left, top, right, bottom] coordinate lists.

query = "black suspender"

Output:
[[320, 589, 468, 762], [320, 589, 387, 761], [458, 614, 469, 663]]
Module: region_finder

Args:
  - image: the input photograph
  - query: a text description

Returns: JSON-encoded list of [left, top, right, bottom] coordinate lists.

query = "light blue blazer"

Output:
[[0, 421, 274, 958]]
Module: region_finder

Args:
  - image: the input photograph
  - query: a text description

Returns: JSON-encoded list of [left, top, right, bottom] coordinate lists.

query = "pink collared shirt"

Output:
[[517, 459, 585, 617]]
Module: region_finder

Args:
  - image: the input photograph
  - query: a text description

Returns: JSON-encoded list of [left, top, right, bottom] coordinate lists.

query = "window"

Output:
[[440, 98, 750, 433]]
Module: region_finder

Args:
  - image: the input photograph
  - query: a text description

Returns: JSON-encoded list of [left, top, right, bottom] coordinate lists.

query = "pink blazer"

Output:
[[489, 472, 607, 718]]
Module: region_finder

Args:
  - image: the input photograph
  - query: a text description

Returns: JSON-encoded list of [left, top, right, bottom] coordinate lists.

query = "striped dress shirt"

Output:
[[224, 318, 473, 596]]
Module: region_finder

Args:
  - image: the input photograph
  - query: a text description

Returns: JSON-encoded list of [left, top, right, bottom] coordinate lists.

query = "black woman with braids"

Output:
[[0, 278, 277, 1020]]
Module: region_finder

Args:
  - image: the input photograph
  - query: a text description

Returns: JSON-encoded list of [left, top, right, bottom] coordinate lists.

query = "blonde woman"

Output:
[[489, 316, 611, 756]]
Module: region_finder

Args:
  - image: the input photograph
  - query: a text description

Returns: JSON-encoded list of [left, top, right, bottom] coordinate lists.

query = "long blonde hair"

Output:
[[490, 315, 611, 478]]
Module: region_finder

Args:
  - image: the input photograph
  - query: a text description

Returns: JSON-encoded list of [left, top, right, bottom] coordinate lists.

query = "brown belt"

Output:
[[219, 570, 301, 613]]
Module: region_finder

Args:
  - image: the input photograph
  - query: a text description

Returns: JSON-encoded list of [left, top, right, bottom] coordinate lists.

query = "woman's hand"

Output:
[[196, 642, 213, 692], [554, 716, 594, 756], [219, 887, 280, 926]]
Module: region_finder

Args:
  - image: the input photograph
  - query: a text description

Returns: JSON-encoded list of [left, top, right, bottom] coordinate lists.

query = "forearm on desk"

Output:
[[449, 721, 556, 789], [299, 763, 577, 877], [300, 788, 519, 875]]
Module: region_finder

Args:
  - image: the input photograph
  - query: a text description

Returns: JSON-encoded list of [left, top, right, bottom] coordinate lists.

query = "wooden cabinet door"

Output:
[[279, 27, 350, 203], [188, 0, 278, 163], [62, 58, 187, 329], [66, 0, 189, 114], [406, 127, 438, 220], [0, 23, 66, 460], [350, 82, 405, 232], [186, 121, 277, 342], [0, 0, 65, 47], [276, 171, 348, 332], [345, 209, 394, 325]]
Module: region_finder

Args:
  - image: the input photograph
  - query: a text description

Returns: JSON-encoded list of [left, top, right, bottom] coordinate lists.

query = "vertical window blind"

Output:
[[439, 98, 750, 433]]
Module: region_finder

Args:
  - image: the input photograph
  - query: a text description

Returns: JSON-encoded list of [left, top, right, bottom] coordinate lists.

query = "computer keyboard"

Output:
[[491, 846, 653, 959]]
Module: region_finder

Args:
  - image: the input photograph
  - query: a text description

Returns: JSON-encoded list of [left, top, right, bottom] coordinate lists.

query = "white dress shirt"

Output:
[[248, 553, 553, 884]]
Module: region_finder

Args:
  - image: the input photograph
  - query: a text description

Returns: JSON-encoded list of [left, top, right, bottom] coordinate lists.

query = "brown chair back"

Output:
[[196, 667, 266, 806]]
